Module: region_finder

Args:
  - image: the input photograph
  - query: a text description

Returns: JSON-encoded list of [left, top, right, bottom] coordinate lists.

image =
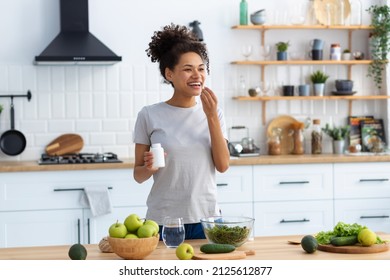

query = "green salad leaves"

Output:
[[315, 222, 383, 245]]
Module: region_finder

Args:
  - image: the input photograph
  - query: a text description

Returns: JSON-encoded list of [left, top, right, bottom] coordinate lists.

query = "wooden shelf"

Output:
[[231, 60, 372, 65], [233, 95, 390, 125], [231, 25, 373, 30]]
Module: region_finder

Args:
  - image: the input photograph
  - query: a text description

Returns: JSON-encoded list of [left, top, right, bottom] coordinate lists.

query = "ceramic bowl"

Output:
[[335, 79, 353, 92], [250, 11, 266, 25], [200, 216, 254, 247]]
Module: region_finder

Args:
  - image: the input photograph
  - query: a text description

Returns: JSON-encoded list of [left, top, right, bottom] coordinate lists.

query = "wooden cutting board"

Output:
[[318, 243, 390, 254], [192, 250, 255, 260], [45, 134, 84, 156]]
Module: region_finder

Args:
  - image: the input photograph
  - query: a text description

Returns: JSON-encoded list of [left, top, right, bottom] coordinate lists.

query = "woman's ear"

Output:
[[165, 68, 173, 82]]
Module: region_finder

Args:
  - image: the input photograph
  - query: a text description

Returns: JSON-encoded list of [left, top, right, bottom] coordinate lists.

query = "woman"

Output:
[[133, 24, 230, 239]]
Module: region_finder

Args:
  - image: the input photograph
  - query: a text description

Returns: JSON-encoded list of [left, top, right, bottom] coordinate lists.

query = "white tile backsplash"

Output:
[[0, 0, 387, 160]]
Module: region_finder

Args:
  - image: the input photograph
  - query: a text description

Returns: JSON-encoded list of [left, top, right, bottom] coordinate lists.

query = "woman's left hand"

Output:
[[200, 87, 218, 117]]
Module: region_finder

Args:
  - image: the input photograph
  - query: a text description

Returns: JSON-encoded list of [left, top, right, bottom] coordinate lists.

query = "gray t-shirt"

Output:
[[133, 101, 227, 224]]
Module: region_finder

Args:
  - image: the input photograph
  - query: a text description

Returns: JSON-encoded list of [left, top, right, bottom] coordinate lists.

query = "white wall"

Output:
[[0, 0, 385, 161]]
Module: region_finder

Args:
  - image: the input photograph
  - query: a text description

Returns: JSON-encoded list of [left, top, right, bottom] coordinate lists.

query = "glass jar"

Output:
[[291, 122, 305, 155], [268, 127, 282, 155], [311, 119, 322, 154]]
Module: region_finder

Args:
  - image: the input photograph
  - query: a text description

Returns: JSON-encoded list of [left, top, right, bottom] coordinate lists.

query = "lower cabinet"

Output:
[[0, 169, 150, 248], [254, 200, 334, 236], [334, 199, 390, 233]]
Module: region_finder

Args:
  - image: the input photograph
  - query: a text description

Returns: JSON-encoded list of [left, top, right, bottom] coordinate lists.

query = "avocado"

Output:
[[68, 243, 87, 260]]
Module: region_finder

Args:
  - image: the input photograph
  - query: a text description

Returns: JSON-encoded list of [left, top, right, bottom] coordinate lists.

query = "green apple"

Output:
[[144, 219, 159, 235], [137, 224, 156, 238], [124, 214, 144, 233], [125, 233, 139, 239], [108, 221, 127, 238], [175, 243, 194, 260]]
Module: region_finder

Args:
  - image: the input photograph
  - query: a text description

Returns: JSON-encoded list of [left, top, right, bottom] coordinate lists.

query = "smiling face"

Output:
[[165, 52, 206, 98]]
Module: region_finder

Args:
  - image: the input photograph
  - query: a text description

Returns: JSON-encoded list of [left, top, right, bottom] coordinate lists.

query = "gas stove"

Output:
[[38, 152, 122, 165]]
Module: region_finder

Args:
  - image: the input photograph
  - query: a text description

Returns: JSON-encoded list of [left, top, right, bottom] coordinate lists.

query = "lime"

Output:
[[301, 235, 318, 253], [68, 243, 87, 260], [358, 229, 377, 246]]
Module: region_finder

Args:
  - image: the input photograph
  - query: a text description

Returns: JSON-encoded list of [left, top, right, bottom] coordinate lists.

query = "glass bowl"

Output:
[[200, 216, 254, 247]]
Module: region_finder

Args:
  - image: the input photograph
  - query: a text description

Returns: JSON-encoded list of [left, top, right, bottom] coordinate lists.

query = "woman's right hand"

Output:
[[143, 151, 158, 171]]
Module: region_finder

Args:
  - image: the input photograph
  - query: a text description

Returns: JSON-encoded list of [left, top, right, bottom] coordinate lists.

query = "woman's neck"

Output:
[[165, 96, 196, 108]]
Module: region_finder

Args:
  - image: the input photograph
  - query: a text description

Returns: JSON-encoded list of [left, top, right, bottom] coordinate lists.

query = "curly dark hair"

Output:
[[146, 23, 210, 85]]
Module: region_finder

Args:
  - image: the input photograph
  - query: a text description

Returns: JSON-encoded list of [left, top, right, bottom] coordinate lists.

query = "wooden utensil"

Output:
[[45, 134, 84, 156], [318, 243, 390, 254], [192, 250, 255, 260]]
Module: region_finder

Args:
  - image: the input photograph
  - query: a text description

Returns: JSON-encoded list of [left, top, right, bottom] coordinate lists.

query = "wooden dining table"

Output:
[[0, 234, 389, 260]]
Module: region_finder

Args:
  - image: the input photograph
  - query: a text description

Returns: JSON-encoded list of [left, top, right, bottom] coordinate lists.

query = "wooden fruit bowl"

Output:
[[108, 235, 159, 260]]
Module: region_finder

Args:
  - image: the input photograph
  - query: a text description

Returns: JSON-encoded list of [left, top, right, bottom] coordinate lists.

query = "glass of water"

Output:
[[162, 217, 185, 248]]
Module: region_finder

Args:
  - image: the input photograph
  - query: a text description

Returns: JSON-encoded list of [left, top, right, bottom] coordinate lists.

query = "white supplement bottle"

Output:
[[151, 143, 165, 168]]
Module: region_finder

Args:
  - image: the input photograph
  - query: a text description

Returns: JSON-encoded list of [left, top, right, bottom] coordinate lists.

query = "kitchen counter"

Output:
[[1, 234, 389, 260], [1, 154, 390, 172]]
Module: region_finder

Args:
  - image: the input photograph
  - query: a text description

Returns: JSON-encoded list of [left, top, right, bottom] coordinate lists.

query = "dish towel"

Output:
[[80, 186, 113, 217]]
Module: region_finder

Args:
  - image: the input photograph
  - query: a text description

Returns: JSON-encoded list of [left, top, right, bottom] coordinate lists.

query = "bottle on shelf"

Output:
[[239, 0, 248, 25], [311, 119, 322, 154], [291, 122, 305, 155], [238, 75, 247, 96]]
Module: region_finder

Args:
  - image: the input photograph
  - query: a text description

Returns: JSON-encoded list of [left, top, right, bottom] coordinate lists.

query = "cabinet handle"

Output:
[[217, 183, 228, 187], [360, 215, 390, 219], [77, 219, 81, 244], [279, 181, 309, 185], [87, 218, 90, 244], [280, 218, 310, 223], [359, 179, 389, 182], [53, 187, 113, 192]]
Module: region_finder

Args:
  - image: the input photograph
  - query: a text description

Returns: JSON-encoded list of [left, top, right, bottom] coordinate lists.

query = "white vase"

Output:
[[313, 83, 325, 96], [333, 140, 345, 154]]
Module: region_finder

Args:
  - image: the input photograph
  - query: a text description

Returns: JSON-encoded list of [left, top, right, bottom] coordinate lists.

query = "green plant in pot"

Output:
[[322, 123, 350, 154], [367, 5, 390, 90], [275, 41, 290, 61], [310, 70, 329, 96], [342, 49, 352, 60]]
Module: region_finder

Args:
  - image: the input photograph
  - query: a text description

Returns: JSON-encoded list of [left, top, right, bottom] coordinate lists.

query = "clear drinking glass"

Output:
[[260, 45, 271, 60], [162, 217, 185, 248], [241, 45, 253, 60]]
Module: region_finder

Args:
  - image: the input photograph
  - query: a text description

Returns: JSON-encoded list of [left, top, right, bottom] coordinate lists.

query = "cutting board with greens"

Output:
[[315, 222, 389, 254]]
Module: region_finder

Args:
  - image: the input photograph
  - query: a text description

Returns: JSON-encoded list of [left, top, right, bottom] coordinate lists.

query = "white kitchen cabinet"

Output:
[[253, 164, 334, 236], [334, 163, 390, 199], [216, 165, 253, 203], [253, 164, 333, 201], [0, 169, 151, 248], [334, 163, 390, 233], [334, 198, 390, 233], [254, 200, 334, 236]]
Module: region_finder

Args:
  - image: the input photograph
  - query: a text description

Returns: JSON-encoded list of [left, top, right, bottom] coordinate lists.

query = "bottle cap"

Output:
[[152, 143, 161, 148], [313, 119, 320, 125]]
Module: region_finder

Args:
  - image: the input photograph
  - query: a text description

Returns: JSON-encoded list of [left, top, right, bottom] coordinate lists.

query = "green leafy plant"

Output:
[[275, 41, 290, 52], [367, 5, 390, 89], [322, 123, 350, 140], [343, 49, 351, 53], [0, 104, 3, 114], [310, 70, 329, 84]]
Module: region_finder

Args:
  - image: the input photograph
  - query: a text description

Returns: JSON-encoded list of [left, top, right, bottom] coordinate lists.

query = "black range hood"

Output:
[[35, 0, 121, 65]]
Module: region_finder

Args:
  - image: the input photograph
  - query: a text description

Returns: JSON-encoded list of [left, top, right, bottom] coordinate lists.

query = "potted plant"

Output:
[[322, 123, 350, 154], [275, 41, 290, 61], [367, 5, 390, 89], [342, 49, 352, 60], [310, 70, 329, 96]]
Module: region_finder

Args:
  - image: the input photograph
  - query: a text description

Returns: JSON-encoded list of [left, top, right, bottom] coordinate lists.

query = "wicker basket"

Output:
[[108, 235, 159, 260]]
